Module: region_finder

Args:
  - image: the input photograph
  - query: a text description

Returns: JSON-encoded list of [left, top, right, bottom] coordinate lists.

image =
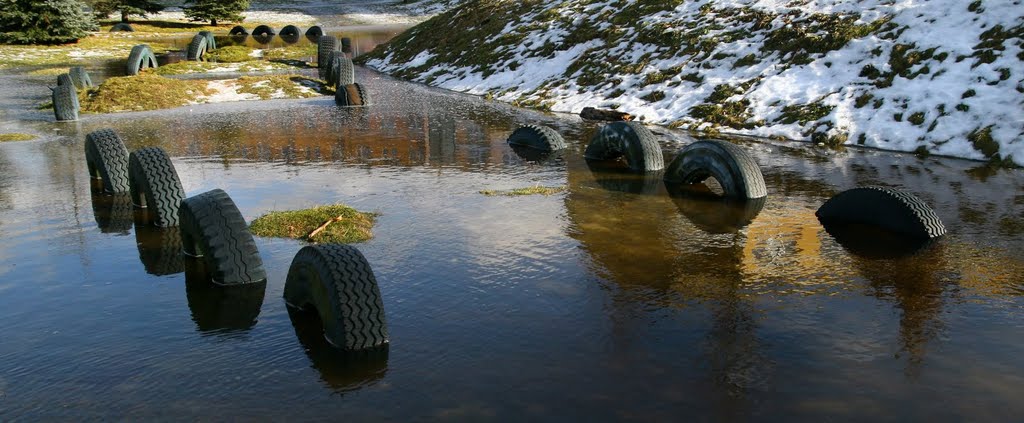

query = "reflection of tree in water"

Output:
[[562, 152, 770, 416], [287, 307, 389, 394]]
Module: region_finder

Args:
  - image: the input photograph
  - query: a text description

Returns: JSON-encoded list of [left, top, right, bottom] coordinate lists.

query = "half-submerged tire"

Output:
[[129, 147, 185, 227], [179, 189, 267, 285], [52, 81, 79, 122], [127, 44, 157, 75], [280, 25, 300, 37], [284, 244, 389, 351], [229, 25, 248, 36], [335, 83, 368, 107], [340, 37, 352, 53], [252, 25, 275, 37], [186, 34, 208, 61], [198, 30, 216, 51], [663, 140, 767, 199], [507, 125, 567, 151], [305, 26, 323, 42], [317, 35, 338, 78], [69, 66, 93, 89], [584, 121, 664, 171], [329, 55, 354, 87], [85, 129, 130, 193], [110, 23, 134, 32], [816, 186, 946, 239], [288, 307, 389, 391]]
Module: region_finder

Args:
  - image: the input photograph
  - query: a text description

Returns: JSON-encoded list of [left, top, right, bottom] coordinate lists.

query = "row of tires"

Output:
[[51, 66, 94, 121], [186, 31, 218, 61], [316, 35, 368, 107], [509, 122, 947, 240], [86, 128, 389, 351]]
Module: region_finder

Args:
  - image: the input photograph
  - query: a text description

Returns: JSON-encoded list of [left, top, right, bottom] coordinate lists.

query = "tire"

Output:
[[91, 192, 133, 234], [507, 125, 567, 151], [305, 26, 323, 42], [110, 22, 134, 32], [178, 189, 267, 285], [198, 30, 216, 51], [56, 73, 73, 87], [815, 186, 946, 239], [253, 33, 275, 44], [318, 35, 338, 77], [510, 144, 564, 164], [340, 37, 352, 53], [329, 55, 354, 86], [287, 307, 389, 391], [229, 25, 248, 36], [186, 34, 208, 61], [323, 51, 341, 84], [284, 244, 389, 351], [135, 224, 185, 276], [280, 25, 300, 37], [821, 221, 934, 259], [252, 25, 275, 37], [663, 140, 767, 199], [185, 271, 266, 331], [128, 147, 185, 227], [127, 44, 157, 75], [84, 128, 130, 193], [584, 121, 664, 171], [52, 81, 79, 122], [335, 83, 368, 107], [669, 187, 766, 234], [70, 66, 93, 89]]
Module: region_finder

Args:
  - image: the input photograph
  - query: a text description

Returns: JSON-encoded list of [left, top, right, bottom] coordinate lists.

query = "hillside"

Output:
[[360, 0, 1024, 164]]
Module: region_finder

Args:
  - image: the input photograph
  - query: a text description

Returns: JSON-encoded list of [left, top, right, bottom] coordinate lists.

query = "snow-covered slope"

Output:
[[362, 0, 1024, 164]]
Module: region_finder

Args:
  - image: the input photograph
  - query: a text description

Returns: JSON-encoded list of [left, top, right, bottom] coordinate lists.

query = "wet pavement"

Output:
[[1, 26, 1024, 421]]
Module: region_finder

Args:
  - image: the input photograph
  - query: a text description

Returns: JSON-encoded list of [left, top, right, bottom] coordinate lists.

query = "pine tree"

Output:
[[92, 0, 164, 23], [183, 0, 250, 26], [0, 0, 97, 44]]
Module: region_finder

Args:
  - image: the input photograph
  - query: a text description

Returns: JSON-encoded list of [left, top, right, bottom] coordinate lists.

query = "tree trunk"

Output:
[[121, 11, 128, 23], [211, 19, 218, 26]]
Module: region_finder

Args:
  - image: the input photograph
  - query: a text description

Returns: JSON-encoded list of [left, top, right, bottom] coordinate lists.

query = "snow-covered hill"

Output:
[[361, 0, 1024, 164]]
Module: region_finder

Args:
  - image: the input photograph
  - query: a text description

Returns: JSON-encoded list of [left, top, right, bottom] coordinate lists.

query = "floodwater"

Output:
[[2, 26, 1024, 422]]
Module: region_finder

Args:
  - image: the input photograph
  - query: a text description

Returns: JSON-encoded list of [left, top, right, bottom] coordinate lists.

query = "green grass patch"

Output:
[[263, 43, 318, 61], [479, 185, 567, 196], [236, 74, 329, 99], [207, 46, 256, 63], [79, 74, 212, 114], [0, 133, 36, 142], [249, 204, 377, 244], [0, 35, 173, 67], [152, 60, 292, 75], [26, 67, 69, 76]]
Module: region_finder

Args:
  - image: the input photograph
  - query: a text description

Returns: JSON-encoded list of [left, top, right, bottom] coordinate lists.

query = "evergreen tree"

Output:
[[183, 0, 249, 26], [0, 0, 97, 45], [92, 0, 164, 23]]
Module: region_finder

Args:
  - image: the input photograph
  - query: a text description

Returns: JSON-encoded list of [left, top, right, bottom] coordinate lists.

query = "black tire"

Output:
[[318, 35, 338, 77], [252, 25, 275, 37], [52, 81, 79, 122], [56, 73, 73, 87], [110, 22, 134, 32], [134, 224, 185, 276], [323, 51, 341, 85], [178, 189, 267, 285], [584, 121, 664, 171], [335, 83, 368, 107], [198, 30, 216, 51], [816, 186, 946, 239], [127, 44, 157, 75], [280, 25, 300, 37], [69, 66, 93, 89], [669, 187, 766, 234], [507, 125, 567, 151], [287, 307, 389, 391], [329, 55, 354, 86], [340, 37, 352, 53], [185, 269, 266, 331], [85, 129, 130, 193], [91, 192, 133, 234], [663, 140, 767, 199], [305, 26, 323, 42], [129, 147, 185, 227], [510, 144, 564, 164], [229, 25, 248, 36], [284, 244, 389, 351], [186, 34, 208, 61], [822, 222, 935, 259], [253, 33, 275, 44]]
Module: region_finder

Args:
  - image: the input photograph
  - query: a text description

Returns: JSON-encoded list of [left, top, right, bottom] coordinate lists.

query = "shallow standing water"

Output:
[[1, 27, 1024, 422]]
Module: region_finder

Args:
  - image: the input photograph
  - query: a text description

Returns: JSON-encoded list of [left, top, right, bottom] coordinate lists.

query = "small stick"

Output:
[[307, 215, 344, 240]]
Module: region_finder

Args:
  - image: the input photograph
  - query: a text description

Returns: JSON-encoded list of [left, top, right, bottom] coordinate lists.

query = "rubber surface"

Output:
[[816, 186, 947, 239], [584, 121, 665, 171], [69, 66, 93, 89], [178, 189, 267, 285], [135, 224, 185, 276], [127, 44, 157, 75], [110, 23, 134, 32], [229, 25, 248, 35], [284, 244, 389, 351], [186, 34, 208, 61], [198, 30, 216, 51], [288, 307, 389, 391], [52, 82, 79, 122], [305, 26, 323, 42], [663, 140, 767, 199], [329, 55, 355, 86], [129, 147, 185, 227], [252, 25, 275, 37], [84, 128, 130, 193], [507, 125, 567, 151], [280, 25, 300, 37], [91, 192, 133, 234], [56, 73, 73, 87], [340, 37, 352, 53], [317, 35, 337, 78], [335, 83, 368, 107]]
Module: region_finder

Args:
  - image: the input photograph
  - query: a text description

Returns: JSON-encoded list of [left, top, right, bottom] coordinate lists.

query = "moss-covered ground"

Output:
[[249, 205, 377, 244], [479, 186, 566, 196], [0, 133, 36, 142]]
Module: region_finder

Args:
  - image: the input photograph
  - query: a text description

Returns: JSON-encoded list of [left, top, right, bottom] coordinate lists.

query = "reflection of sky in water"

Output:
[[0, 42, 1022, 419]]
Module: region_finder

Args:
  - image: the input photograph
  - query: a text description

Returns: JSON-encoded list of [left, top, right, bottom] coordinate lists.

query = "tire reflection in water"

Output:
[[133, 215, 185, 276], [184, 260, 266, 332], [89, 182, 132, 234], [287, 307, 389, 393]]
